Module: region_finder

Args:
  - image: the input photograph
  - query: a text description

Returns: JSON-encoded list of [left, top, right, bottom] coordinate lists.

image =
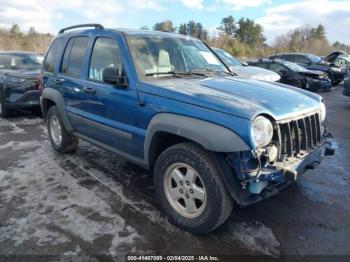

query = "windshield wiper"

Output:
[[144, 69, 235, 78], [214, 70, 236, 77], [145, 71, 208, 77], [191, 68, 236, 77]]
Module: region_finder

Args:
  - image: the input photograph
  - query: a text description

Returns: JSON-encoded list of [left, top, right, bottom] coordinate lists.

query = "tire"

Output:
[[47, 106, 78, 153], [0, 88, 11, 117], [304, 81, 319, 92], [154, 142, 233, 234]]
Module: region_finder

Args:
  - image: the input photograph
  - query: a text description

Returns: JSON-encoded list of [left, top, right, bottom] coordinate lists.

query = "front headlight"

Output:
[[320, 102, 326, 122], [251, 116, 274, 148]]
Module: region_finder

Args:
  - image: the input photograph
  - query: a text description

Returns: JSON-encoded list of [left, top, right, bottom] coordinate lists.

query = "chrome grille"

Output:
[[276, 113, 322, 159]]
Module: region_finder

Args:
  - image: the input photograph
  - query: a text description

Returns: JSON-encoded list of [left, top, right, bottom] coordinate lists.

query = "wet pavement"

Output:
[[0, 86, 349, 261]]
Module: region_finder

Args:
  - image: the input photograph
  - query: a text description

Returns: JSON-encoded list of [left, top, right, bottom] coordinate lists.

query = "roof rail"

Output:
[[58, 24, 104, 34]]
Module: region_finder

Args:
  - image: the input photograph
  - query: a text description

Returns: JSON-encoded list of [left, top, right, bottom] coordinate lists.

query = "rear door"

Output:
[[56, 36, 90, 132], [42, 37, 65, 94]]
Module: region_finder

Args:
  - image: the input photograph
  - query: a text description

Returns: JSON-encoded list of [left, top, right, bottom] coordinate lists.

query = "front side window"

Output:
[[253, 62, 269, 69], [43, 38, 64, 73], [60, 37, 89, 78], [269, 63, 287, 73], [89, 38, 122, 82], [127, 35, 227, 78], [305, 54, 321, 64]]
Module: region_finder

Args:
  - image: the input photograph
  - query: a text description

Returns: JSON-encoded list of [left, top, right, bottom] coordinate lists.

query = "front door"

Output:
[[73, 36, 141, 158]]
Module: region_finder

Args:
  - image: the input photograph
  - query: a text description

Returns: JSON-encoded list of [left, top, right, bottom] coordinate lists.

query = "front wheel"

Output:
[[153, 142, 233, 234], [304, 80, 319, 92]]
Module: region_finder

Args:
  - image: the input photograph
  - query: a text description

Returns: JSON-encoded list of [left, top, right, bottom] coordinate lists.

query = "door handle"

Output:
[[54, 78, 65, 85], [82, 86, 96, 94]]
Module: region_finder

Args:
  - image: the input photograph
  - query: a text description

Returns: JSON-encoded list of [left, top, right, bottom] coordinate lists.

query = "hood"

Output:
[[144, 76, 321, 120], [0, 69, 40, 79], [229, 66, 281, 82]]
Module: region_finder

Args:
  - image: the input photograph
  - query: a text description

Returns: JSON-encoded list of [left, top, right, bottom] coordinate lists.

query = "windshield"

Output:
[[283, 61, 308, 72], [306, 54, 322, 63], [127, 35, 227, 78], [0, 53, 42, 70], [213, 48, 241, 67]]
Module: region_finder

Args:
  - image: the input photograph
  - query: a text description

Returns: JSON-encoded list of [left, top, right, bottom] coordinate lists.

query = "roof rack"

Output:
[[58, 24, 104, 34]]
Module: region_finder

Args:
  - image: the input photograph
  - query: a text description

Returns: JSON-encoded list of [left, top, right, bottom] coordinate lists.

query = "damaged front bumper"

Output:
[[227, 138, 335, 207], [258, 139, 334, 183]]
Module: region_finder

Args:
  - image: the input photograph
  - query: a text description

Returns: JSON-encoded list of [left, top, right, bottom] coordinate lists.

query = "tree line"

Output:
[[0, 24, 52, 53], [145, 16, 349, 58], [1, 19, 349, 58]]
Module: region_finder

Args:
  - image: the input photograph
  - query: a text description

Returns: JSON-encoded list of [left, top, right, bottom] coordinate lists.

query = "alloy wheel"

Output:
[[163, 163, 207, 218], [49, 115, 62, 145]]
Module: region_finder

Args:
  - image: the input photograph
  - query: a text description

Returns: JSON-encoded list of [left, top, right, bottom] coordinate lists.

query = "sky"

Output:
[[0, 0, 349, 45]]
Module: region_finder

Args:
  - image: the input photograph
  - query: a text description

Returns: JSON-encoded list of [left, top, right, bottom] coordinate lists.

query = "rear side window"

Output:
[[43, 38, 64, 73], [281, 55, 295, 62], [295, 55, 310, 65], [60, 37, 89, 78]]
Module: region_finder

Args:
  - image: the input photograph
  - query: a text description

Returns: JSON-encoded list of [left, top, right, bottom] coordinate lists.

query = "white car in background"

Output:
[[212, 47, 281, 82]]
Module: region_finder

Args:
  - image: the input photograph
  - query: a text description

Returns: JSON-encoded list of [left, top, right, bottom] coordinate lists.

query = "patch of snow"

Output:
[[0, 140, 141, 255], [229, 221, 280, 257]]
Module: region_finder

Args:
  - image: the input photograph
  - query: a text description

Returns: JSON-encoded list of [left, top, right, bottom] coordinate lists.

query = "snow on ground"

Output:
[[0, 138, 142, 256]]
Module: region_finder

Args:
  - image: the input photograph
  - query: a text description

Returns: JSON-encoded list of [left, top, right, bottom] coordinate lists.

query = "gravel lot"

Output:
[[0, 86, 349, 261]]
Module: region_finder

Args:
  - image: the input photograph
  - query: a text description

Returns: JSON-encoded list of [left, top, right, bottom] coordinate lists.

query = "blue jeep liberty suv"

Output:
[[40, 24, 334, 234]]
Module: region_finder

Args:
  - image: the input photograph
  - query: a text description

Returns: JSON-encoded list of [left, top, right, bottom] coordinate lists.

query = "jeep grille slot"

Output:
[[277, 113, 321, 159]]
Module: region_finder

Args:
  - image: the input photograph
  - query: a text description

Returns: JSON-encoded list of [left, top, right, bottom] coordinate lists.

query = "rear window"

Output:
[[60, 37, 89, 78], [43, 38, 64, 73]]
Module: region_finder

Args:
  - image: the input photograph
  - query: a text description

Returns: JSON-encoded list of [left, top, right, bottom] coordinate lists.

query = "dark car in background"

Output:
[[249, 59, 332, 92], [343, 77, 350, 97], [269, 53, 346, 85], [0, 52, 43, 117], [212, 47, 280, 82]]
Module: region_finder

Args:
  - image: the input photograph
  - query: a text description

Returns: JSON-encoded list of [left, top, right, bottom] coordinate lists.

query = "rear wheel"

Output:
[[47, 106, 78, 153], [154, 142, 233, 234]]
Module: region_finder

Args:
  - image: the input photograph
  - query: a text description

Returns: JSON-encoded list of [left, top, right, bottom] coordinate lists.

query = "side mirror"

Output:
[[102, 66, 128, 87]]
